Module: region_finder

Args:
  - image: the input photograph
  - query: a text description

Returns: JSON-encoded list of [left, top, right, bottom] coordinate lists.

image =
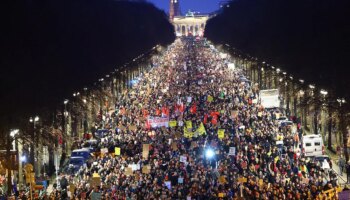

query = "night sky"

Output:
[[147, 0, 222, 14]]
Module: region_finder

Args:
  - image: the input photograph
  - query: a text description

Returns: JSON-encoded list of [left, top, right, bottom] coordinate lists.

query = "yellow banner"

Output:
[[169, 120, 177, 127], [186, 121, 192, 129], [115, 147, 121, 156], [196, 122, 206, 135], [184, 126, 193, 138], [218, 129, 225, 139]]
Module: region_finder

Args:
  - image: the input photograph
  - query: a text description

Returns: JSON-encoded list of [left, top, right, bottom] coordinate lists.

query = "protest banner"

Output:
[[185, 120, 193, 129], [218, 129, 225, 139], [147, 116, 169, 128], [196, 122, 206, 135]]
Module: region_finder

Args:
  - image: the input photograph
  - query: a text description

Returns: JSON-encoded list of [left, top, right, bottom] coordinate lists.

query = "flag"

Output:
[[196, 122, 206, 135], [190, 104, 197, 114]]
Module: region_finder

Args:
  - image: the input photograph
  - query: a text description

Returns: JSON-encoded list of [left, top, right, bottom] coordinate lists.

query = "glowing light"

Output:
[[20, 156, 26, 162], [205, 149, 215, 159]]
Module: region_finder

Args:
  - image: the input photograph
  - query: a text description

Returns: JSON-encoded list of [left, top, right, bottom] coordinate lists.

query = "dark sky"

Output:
[[147, 0, 222, 14]]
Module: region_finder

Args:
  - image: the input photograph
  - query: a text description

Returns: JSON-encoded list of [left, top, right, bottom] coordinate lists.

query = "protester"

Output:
[[47, 38, 341, 199]]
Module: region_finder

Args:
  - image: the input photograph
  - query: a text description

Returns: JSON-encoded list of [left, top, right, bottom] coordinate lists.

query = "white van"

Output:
[[302, 134, 325, 157]]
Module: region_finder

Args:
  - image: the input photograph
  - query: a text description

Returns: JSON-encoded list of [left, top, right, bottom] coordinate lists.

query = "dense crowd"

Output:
[[44, 38, 345, 200]]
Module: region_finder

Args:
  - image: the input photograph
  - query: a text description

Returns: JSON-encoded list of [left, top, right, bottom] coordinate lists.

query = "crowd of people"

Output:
[[43, 38, 346, 199]]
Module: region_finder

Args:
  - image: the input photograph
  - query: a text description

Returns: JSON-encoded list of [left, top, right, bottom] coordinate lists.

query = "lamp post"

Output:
[[29, 116, 39, 175], [337, 98, 348, 161]]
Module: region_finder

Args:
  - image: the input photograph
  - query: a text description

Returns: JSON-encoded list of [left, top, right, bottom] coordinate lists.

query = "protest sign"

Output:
[[207, 95, 214, 102], [218, 129, 225, 139], [171, 142, 178, 151], [142, 165, 151, 174], [178, 177, 184, 184], [180, 155, 187, 163], [125, 167, 133, 176], [169, 120, 177, 127], [165, 181, 171, 190], [114, 147, 121, 156], [228, 147, 236, 155], [90, 177, 101, 187]]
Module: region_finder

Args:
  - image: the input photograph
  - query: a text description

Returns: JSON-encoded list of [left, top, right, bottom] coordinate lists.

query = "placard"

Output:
[[129, 125, 137, 131], [165, 181, 171, 190], [178, 177, 184, 184], [90, 177, 101, 187], [180, 155, 187, 163], [101, 148, 108, 155], [171, 142, 178, 151], [125, 167, 133, 176], [142, 165, 151, 174], [218, 129, 225, 139], [228, 147, 236, 156], [114, 147, 121, 156], [237, 177, 247, 183], [169, 120, 177, 127], [219, 176, 226, 184]]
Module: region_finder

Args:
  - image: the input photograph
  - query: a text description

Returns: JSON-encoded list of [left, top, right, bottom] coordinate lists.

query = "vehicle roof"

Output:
[[70, 156, 85, 159], [314, 155, 329, 158], [302, 134, 322, 139], [72, 149, 90, 152]]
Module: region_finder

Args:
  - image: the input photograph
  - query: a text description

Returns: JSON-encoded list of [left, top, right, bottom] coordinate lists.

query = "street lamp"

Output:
[[29, 116, 39, 172], [299, 79, 304, 84], [309, 84, 315, 89], [29, 116, 39, 123], [276, 68, 281, 73], [320, 89, 328, 96], [10, 129, 19, 138], [337, 98, 346, 105]]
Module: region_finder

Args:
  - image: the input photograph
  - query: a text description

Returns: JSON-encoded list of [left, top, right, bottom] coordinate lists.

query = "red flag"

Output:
[[190, 104, 197, 114], [156, 108, 161, 116], [203, 114, 208, 124]]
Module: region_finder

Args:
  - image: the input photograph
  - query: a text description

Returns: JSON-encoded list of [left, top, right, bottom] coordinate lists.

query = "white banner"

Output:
[[259, 89, 280, 108], [147, 116, 169, 128]]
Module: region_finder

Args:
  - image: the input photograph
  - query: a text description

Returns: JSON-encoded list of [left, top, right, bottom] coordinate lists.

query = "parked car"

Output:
[[68, 156, 85, 173], [82, 139, 99, 152], [312, 155, 332, 172], [302, 134, 325, 157]]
